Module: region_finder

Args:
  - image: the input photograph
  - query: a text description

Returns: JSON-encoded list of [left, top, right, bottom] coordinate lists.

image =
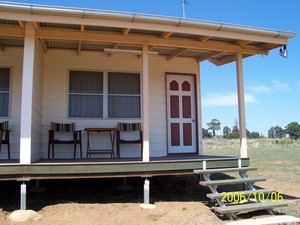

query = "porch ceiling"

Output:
[[0, 2, 295, 66]]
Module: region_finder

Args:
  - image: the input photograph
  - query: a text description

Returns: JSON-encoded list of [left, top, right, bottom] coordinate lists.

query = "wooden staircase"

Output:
[[194, 167, 287, 219]]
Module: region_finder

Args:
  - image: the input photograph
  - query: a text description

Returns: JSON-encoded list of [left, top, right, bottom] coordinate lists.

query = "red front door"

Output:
[[166, 74, 197, 153]]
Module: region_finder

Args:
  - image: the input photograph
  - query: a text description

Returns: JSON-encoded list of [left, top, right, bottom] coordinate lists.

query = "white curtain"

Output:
[[108, 72, 141, 118], [69, 71, 103, 118]]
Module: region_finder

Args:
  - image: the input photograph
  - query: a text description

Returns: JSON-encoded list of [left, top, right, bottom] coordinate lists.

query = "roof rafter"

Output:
[[167, 48, 188, 60], [18, 21, 24, 28], [38, 38, 47, 53], [122, 28, 130, 35], [197, 51, 224, 63], [198, 36, 211, 42], [77, 40, 82, 55], [80, 25, 85, 32], [34, 28, 264, 55], [162, 32, 173, 39]]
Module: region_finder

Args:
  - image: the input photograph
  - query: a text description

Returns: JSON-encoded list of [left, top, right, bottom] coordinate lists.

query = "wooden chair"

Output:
[[116, 122, 143, 158], [0, 121, 10, 160], [48, 122, 82, 159]]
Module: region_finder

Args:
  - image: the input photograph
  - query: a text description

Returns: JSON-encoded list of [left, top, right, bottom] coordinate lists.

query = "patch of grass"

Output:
[[204, 138, 300, 217]]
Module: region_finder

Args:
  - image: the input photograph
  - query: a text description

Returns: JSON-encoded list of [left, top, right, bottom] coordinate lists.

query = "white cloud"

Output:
[[247, 80, 290, 95], [202, 92, 257, 107], [248, 84, 272, 94], [271, 79, 290, 91]]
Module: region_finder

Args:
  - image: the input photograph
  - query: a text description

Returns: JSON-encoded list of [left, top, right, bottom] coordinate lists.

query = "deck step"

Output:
[[194, 166, 257, 174], [214, 201, 287, 214], [207, 189, 276, 200], [200, 177, 266, 186]]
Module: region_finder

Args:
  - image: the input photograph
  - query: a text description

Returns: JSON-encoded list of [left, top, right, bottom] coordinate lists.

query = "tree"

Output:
[[223, 126, 231, 138], [268, 126, 275, 139], [285, 122, 300, 140], [202, 128, 212, 138], [207, 119, 221, 137], [250, 132, 260, 139], [274, 126, 285, 138]]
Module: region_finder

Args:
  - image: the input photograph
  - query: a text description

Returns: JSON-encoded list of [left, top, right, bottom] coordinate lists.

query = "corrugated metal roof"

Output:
[[41, 22, 80, 30], [46, 40, 78, 50], [85, 25, 123, 33], [0, 19, 18, 25], [81, 42, 113, 51], [0, 38, 23, 47], [0, 1, 295, 66]]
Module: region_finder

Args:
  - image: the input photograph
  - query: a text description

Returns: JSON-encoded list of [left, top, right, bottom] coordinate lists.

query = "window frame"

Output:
[[68, 70, 141, 119], [0, 67, 11, 118]]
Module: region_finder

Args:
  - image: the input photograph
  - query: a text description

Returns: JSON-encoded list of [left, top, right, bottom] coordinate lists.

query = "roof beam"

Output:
[[0, 26, 25, 37], [148, 45, 156, 51], [77, 40, 82, 55], [162, 32, 173, 39], [167, 48, 188, 60], [80, 25, 85, 32], [18, 21, 25, 28], [198, 36, 211, 42], [113, 43, 120, 49], [122, 28, 130, 35], [38, 39, 47, 53], [209, 54, 253, 66], [35, 29, 265, 55], [33, 22, 40, 29], [237, 40, 252, 46], [197, 51, 224, 63]]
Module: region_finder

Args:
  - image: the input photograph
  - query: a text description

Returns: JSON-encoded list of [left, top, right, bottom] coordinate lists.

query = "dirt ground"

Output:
[[0, 175, 299, 225]]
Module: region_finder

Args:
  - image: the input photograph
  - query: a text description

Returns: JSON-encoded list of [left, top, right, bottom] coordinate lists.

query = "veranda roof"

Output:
[[0, 1, 296, 65]]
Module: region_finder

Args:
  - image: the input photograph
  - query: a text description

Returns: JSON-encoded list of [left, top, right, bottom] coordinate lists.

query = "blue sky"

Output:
[[9, 0, 299, 136]]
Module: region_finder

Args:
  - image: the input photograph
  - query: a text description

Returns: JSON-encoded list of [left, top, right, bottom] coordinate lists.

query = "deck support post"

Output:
[[140, 177, 156, 209], [20, 182, 27, 210], [142, 44, 150, 162], [143, 178, 150, 204], [236, 52, 248, 158]]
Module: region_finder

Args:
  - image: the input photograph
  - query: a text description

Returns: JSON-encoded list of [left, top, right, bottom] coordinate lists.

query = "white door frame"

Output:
[[166, 74, 198, 154]]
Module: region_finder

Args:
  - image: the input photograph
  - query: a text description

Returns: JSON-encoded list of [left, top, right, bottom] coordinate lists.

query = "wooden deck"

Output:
[[0, 155, 250, 181]]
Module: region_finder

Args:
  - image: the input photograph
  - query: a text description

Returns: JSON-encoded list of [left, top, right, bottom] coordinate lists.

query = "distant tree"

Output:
[[227, 131, 239, 139], [285, 122, 300, 140], [207, 119, 221, 137], [202, 128, 212, 138], [223, 126, 231, 138], [274, 126, 285, 138], [250, 132, 260, 139], [268, 127, 276, 139], [232, 119, 239, 132], [246, 129, 251, 139]]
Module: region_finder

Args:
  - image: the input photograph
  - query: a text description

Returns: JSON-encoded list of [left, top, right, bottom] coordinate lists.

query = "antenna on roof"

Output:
[[182, 0, 188, 18]]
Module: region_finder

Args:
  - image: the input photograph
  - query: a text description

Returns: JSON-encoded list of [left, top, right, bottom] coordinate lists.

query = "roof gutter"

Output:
[[0, 1, 296, 39]]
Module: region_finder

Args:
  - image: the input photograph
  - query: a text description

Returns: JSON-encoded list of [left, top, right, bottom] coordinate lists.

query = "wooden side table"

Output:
[[84, 128, 119, 158]]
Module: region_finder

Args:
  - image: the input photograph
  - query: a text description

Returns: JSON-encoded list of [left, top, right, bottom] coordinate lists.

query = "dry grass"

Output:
[[204, 138, 300, 217]]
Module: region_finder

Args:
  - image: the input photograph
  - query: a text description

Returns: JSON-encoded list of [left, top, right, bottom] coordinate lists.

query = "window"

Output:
[[69, 71, 103, 118], [108, 72, 140, 118], [68, 71, 141, 119], [0, 68, 10, 117]]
